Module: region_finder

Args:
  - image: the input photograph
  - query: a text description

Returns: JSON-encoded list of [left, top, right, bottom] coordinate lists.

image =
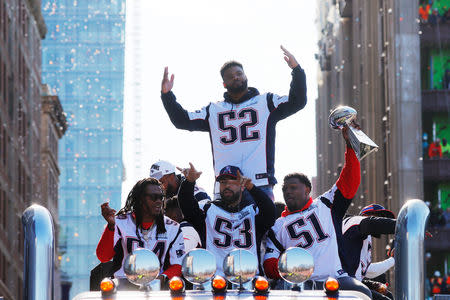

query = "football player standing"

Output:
[[160, 46, 307, 201]]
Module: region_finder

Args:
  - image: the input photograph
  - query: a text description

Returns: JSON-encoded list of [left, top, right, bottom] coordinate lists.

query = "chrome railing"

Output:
[[395, 199, 429, 300], [22, 204, 55, 300]]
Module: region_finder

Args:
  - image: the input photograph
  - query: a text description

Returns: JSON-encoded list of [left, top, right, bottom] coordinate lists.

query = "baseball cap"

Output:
[[359, 204, 395, 219], [149, 160, 176, 180], [216, 165, 243, 182]]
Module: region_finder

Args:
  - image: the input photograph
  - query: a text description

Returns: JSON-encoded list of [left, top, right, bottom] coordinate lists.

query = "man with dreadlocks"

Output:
[[96, 178, 185, 286]]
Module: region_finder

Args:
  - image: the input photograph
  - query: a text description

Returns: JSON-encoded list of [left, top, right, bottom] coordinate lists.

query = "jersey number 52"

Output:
[[218, 109, 259, 144]]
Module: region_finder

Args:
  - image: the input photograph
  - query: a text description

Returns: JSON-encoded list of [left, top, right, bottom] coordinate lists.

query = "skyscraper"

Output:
[[122, 0, 145, 199], [41, 0, 126, 297]]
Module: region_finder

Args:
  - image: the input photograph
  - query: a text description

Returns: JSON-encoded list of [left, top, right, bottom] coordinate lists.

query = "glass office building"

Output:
[[41, 0, 125, 296]]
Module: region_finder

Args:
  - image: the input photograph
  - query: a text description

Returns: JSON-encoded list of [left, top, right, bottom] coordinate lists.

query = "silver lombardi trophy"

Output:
[[328, 106, 378, 160]]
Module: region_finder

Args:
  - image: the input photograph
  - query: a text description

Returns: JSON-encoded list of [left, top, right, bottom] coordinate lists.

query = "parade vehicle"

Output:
[[22, 199, 428, 300]]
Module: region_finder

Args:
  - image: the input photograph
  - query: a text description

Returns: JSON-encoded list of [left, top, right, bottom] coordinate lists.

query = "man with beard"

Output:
[[177, 163, 275, 276], [149, 160, 210, 202], [263, 126, 372, 297], [160, 46, 307, 200], [96, 178, 185, 288]]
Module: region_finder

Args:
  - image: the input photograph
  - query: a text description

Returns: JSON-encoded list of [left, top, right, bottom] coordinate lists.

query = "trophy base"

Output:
[[348, 127, 379, 160]]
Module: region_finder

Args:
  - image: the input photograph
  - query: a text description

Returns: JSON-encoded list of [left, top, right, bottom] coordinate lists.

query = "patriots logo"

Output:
[[238, 211, 250, 219], [176, 250, 184, 258], [151, 164, 160, 170]]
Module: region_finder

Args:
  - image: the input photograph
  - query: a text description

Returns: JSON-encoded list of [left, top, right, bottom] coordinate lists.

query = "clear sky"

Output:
[[122, 0, 318, 204]]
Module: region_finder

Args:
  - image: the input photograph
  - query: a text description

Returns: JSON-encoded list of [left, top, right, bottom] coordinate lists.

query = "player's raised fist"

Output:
[[101, 202, 116, 230]]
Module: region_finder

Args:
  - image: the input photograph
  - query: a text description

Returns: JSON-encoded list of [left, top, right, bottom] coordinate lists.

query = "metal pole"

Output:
[[395, 199, 429, 300], [22, 205, 55, 300]]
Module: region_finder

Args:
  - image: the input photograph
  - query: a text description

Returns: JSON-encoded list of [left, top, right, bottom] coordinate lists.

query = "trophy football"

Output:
[[328, 106, 378, 160]]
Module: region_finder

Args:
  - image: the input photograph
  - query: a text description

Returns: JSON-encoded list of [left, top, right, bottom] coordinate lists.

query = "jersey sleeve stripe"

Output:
[[268, 229, 285, 252], [320, 196, 332, 208], [266, 93, 275, 112]]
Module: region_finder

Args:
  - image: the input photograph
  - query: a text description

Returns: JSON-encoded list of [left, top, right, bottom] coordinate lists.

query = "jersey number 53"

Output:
[[213, 217, 253, 249]]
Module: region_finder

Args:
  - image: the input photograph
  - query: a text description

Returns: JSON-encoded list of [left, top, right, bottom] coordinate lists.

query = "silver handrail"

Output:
[[395, 199, 429, 300], [22, 204, 55, 300]]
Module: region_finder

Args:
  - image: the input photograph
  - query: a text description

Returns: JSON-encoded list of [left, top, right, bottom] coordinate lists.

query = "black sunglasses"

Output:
[[143, 193, 164, 201]]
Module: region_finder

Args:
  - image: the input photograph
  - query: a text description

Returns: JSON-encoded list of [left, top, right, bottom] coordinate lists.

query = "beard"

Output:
[[285, 196, 308, 212], [220, 188, 241, 204], [165, 183, 177, 198], [226, 79, 248, 94], [286, 202, 301, 212]]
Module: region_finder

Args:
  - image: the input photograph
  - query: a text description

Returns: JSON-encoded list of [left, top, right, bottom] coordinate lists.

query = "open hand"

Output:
[[177, 162, 202, 183], [101, 202, 116, 230], [281, 45, 299, 69], [161, 67, 175, 93]]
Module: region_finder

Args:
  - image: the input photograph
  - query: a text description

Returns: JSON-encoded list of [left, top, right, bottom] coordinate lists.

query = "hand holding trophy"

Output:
[[328, 106, 378, 160]]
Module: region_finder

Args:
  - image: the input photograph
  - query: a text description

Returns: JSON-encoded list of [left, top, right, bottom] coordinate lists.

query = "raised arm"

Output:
[[268, 46, 307, 120], [335, 145, 360, 200], [238, 172, 276, 238], [177, 163, 207, 239], [324, 126, 360, 219], [96, 203, 117, 262], [161, 67, 209, 131], [96, 226, 115, 262], [250, 186, 276, 238]]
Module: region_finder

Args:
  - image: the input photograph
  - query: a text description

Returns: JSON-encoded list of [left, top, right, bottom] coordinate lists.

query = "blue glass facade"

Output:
[[41, 0, 125, 296]]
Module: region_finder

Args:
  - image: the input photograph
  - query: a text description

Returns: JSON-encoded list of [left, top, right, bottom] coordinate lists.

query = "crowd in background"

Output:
[[419, 0, 450, 24], [427, 270, 450, 298], [423, 134, 450, 158]]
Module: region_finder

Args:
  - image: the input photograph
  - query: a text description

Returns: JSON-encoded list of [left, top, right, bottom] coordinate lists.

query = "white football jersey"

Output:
[[187, 93, 289, 188], [180, 221, 202, 252], [342, 216, 372, 281], [202, 202, 259, 276], [113, 214, 185, 278], [357, 236, 372, 281], [264, 185, 348, 281]]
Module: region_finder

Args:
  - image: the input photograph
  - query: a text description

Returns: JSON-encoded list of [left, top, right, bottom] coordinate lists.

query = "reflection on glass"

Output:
[[278, 247, 314, 284], [223, 249, 257, 285], [182, 249, 216, 285], [123, 248, 160, 286]]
